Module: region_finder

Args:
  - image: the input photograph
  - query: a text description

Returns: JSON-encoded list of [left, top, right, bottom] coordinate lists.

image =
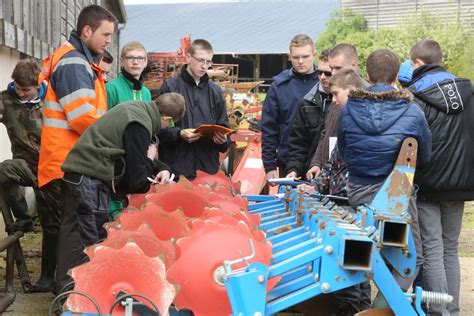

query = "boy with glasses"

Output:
[[285, 48, 333, 180], [262, 34, 318, 182], [106, 41, 151, 109], [157, 39, 230, 180]]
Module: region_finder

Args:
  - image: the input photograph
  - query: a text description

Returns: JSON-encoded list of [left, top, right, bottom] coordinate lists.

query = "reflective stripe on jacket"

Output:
[[38, 36, 107, 187]]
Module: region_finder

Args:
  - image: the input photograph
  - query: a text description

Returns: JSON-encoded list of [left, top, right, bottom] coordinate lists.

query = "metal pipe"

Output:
[[0, 231, 23, 252]]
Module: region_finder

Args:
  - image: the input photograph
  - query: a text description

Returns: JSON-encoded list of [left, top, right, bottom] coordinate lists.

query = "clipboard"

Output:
[[194, 124, 234, 138]]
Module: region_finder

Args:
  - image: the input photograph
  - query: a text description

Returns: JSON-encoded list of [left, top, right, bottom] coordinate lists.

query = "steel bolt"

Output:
[[305, 227, 310, 232], [310, 232, 316, 238], [317, 238, 323, 245], [254, 312, 263, 316], [321, 282, 331, 292], [257, 275, 265, 283], [307, 265, 313, 273], [314, 273, 319, 282], [325, 246, 334, 254]]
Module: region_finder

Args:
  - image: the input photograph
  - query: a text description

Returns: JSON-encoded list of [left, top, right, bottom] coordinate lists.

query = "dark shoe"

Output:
[[9, 219, 33, 233], [30, 233, 58, 293]]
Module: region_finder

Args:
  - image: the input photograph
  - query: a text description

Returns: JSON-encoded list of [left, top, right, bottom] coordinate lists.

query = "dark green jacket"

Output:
[[0, 83, 46, 173], [106, 73, 152, 109], [62, 101, 161, 186]]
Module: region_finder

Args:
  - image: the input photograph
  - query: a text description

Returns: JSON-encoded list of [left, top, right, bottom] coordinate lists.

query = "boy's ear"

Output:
[[367, 74, 374, 85], [351, 59, 358, 69], [412, 58, 424, 69]]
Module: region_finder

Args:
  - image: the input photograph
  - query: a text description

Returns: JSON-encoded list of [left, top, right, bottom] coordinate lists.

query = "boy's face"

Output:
[[316, 60, 331, 91], [187, 48, 213, 80], [14, 82, 39, 101], [99, 60, 112, 82], [329, 54, 357, 75], [121, 49, 147, 79], [82, 20, 114, 55], [289, 45, 316, 75], [331, 85, 353, 107]]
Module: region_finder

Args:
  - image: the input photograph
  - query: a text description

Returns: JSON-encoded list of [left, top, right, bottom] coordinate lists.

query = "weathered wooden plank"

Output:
[[16, 27, 25, 53], [33, 37, 41, 59], [38, 0, 46, 42], [51, 0, 61, 48], [25, 33, 33, 56], [45, 0, 52, 47], [60, 17, 66, 38], [66, 21, 74, 37], [13, 0, 22, 28], [41, 41, 49, 59], [3, 0, 13, 23], [66, 6, 75, 31], [3, 20, 16, 49], [22, 0, 29, 35], [0, 20, 4, 45]]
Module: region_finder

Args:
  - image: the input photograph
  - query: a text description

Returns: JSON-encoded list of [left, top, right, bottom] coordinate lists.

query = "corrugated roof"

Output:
[[121, 1, 340, 54]]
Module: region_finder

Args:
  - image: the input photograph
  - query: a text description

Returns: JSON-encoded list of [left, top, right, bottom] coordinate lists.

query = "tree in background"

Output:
[[316, 9, 473, 81]]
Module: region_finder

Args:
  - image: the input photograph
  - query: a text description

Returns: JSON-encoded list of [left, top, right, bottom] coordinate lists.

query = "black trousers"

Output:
[[56, 173, 110, 293]]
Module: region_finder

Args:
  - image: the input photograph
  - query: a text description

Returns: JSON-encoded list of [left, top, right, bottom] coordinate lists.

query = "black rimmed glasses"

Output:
[[124, 56, 147, 63]]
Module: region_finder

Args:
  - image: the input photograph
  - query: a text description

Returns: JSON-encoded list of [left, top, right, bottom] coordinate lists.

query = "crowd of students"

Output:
[[263, 35, 473, 315], [0, 3, 472, 316]]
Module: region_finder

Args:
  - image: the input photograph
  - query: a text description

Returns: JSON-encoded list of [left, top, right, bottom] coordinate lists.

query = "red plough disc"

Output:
[[67, 242, 177, 316], [167, 221, 274, 316]]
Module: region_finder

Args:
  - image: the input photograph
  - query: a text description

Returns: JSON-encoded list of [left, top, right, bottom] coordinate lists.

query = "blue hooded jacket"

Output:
[[261, 67, 318, 172], [338, 84, 432, 185]]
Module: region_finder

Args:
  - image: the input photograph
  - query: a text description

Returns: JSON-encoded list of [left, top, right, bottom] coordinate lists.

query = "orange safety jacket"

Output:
[[38, 38, 107, 187]]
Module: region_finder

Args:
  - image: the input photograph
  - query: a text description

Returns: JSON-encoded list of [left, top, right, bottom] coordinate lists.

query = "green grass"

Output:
[[462, 202, 474, 229]]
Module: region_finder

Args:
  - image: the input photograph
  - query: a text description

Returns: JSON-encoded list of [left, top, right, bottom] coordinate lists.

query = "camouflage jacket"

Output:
[[0, 86, 44, 172]]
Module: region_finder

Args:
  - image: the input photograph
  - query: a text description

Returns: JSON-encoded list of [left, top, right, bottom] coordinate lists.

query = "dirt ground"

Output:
[[1, 205, 474, 315]]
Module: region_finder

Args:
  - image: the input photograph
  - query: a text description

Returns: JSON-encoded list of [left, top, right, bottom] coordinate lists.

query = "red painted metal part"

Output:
[[70, 172, 275, 315], [118, 203, 191, 242], [230, 129, 267, 195], [167, 220, 274, 316], [67, 242, 177, 316]]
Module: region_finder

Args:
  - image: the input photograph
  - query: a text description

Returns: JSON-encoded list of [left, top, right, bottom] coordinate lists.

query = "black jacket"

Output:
[[409, 65, 474, 201], [157, 66, 230, 179], [286, 82, 332, 177]]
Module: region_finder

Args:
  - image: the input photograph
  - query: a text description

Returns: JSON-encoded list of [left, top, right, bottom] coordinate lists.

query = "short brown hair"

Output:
[[410, 39, 443, 65], [12, 59, 41, 87], [329, 69, 365, 90], [77, 5, 117, 36], [120, 41, 147, 58], [189, 39, 213, 55], [329, 43, 358, 63], [319, 48, 331, 62], [366, 49, 400, 84], [289, 34, 314, 52], [155, 93, 186, 122], [102, 50, 113, 64]]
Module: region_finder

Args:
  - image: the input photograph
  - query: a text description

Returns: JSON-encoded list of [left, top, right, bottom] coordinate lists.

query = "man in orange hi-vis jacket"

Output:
[[37, 4, 116, 294]]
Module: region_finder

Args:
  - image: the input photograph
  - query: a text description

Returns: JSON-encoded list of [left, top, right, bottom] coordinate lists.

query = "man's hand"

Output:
[[306, 166, 321, 180], [154, 170, 171, 184], [213, 131, 227, 144], [180, 128, 201, 143], [266, 170, 278, 186], [147, 144, 157, 160], [286, 171, 297, 179]]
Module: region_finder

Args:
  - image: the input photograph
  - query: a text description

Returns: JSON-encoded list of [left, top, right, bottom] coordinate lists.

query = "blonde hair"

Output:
[[120, 41, 146, 57], [289, 34, 314, 52]]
